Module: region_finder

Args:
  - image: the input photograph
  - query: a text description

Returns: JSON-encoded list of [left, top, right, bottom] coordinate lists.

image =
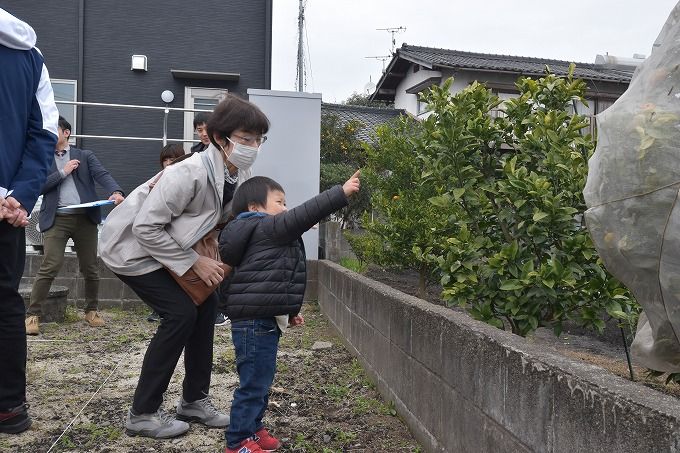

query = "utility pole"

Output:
[[296, 0, 306, 92]]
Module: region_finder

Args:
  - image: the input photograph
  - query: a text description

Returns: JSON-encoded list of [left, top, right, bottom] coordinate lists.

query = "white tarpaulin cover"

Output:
[[584, 3, 680, 372]]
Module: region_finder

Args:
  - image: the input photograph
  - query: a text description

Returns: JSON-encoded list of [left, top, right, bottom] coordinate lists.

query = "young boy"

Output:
[[218, 171, 360, 453]]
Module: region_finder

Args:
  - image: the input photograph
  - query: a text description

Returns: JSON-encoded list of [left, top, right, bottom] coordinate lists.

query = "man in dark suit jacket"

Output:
[[26, 116, 124, 335], [190, 111, 211, 153]]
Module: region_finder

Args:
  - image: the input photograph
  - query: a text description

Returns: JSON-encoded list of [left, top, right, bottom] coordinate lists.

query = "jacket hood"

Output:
[[0, 8, 36, 50]]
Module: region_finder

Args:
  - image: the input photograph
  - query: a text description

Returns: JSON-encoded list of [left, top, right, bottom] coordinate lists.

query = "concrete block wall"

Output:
[[319, 221, 357, 261], [21, 253, 319, 310], [21, 253, 143, 310], [317, 260, 680, 453]]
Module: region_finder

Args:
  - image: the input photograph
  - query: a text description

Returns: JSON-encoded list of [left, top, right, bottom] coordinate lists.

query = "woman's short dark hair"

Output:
[[231, 176, 284, 215], [207, 94, 270, 148], [159, 144, 185, 168]]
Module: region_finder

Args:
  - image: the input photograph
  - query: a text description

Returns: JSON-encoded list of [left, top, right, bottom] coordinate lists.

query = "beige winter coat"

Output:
[[98, 145, 250, 277]]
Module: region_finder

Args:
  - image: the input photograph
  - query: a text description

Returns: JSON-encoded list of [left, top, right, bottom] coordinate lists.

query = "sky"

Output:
[[271, 0, 679, 103]]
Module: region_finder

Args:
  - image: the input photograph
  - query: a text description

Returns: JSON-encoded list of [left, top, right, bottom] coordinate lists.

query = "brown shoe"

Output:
[[25, 316, 40, 336], [84, 311, 105, 327]]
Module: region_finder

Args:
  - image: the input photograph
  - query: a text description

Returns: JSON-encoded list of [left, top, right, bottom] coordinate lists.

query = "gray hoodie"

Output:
[[0, 8, 36, 50], [98, 145, 250, 277]]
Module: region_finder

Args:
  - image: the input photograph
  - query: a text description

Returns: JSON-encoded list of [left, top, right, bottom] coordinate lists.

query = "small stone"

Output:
[[290, 402, 297, 407], [311, 341, 333, 350], [323, 434, 331, 443]]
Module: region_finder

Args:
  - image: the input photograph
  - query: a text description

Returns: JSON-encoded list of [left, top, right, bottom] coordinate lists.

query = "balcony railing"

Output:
[[55, 100, 212, 146]]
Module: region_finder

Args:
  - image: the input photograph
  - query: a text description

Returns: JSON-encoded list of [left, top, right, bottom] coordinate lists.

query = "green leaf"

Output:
[[429, 194, 452, 208], [500, 280, 524, 291], [533, 211, 549, 222], [452, 188, 466, 200]]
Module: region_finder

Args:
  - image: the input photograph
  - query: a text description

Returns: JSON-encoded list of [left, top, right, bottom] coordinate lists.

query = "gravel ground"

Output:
[[0, 303, 420, 453]]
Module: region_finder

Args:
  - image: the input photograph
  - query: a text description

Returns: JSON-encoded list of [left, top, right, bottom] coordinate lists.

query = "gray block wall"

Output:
[[22, 253, 143, 310], [317, 260, 680, 453], [21, 253, 318, 310]]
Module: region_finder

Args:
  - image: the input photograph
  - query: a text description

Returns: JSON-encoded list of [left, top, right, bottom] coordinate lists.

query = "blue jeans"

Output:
[[226, 318, 280, 448]]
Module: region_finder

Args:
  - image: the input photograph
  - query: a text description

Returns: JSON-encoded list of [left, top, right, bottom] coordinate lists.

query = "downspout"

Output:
[[77, 0, 84, 147], [264, 0, 272, 89]]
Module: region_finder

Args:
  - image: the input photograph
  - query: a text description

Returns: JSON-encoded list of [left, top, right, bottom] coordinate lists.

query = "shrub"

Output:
[[354, 116, 451, 298], [421, 70, 637, 336]]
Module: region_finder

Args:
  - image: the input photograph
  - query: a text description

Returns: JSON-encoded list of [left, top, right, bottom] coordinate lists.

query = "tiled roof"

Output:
[[321, 103, 405, 142], [398, 44, 634, 83]]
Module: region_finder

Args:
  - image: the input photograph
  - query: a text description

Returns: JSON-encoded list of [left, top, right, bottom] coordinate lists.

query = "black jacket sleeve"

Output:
[[265, 185, 348, 244]]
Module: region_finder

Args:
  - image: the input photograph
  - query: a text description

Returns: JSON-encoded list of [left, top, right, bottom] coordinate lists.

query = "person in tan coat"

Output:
[[98, 94, 269, 439]]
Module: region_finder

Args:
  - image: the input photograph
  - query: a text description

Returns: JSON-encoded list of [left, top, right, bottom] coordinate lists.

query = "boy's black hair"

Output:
[[193, 112, 211, 129], [159, 144, 185, 168], [58, 116, 71, 132], [231, 176, 284, 216], [207, 94, 270, 149]]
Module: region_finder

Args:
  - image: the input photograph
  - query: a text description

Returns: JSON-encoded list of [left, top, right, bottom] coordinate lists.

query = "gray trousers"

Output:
[[28, 213, 99, 316]]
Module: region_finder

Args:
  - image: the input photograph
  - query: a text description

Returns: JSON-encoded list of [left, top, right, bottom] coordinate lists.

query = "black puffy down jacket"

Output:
[[218, 185, 347, 321]]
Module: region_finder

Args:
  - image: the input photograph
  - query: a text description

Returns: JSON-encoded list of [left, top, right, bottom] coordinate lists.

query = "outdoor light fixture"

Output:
[[131, 55, 148, 71], [161, 90, 174, 104]]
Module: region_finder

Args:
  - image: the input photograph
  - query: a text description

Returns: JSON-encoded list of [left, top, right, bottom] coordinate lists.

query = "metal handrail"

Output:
[[55, 100, 214, 146]]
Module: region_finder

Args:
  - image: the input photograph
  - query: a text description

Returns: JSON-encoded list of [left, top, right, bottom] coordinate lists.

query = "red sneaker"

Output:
[[254, 427, 281, 451], [225, 438, 263, 453]]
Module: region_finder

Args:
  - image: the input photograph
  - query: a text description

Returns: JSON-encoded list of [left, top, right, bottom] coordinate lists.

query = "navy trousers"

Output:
[[0, 222, 27, 410]]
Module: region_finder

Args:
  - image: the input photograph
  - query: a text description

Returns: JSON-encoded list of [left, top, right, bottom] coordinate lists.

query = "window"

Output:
[[51, 79, 77, 140], [597, 98, 615, 114], [490, 91, 518, 118], [183, 87, 228, 151]]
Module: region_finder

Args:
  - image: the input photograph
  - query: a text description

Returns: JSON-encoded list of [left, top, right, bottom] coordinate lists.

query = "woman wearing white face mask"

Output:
[[98, 94, 269, 439]]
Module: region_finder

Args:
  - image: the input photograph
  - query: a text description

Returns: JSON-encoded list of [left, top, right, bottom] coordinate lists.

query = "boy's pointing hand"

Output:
[[342, 170, 361, 197]]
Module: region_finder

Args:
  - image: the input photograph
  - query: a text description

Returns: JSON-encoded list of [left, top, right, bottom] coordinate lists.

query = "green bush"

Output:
[[320, 114, 370, 227], [420, 70, 638, 336], [353, 116, 451, 298]]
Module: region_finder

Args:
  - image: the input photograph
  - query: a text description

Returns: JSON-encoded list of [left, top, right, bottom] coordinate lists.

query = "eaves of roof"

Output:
[[371, 44, 634, 102]]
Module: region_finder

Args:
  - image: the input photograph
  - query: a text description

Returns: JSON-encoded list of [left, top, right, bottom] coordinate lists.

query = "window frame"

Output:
[[183, 87, 228, 151], [51, 78, 77, 143]]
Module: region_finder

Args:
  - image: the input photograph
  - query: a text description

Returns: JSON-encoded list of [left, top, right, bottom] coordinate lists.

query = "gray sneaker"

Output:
[[125, 408, 189, 438], [176, 396, 229, 428]]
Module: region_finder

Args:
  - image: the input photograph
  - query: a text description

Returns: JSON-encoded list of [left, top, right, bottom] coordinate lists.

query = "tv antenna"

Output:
[[377, 26, 406, 54], [365, 55, 391, 73]]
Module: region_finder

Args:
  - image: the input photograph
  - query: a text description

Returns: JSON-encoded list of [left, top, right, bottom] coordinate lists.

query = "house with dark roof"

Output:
[[6, 1, 272, 194], [321, 103, 405, 143], [371, 44, 637, 120]]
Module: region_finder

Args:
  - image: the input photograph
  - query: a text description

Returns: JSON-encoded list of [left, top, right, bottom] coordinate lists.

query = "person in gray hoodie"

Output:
[[98, 94, 270, 439], [0, 7, 59, 434]]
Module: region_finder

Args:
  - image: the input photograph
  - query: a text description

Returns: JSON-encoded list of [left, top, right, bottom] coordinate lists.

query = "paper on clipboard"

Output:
[[62, 200, 115, 209]]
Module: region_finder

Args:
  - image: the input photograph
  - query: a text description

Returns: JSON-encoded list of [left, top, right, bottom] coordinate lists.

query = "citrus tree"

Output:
[[421, 70, 637, 336], [348, 116, 450, 298], [320, 113, 370, 227]]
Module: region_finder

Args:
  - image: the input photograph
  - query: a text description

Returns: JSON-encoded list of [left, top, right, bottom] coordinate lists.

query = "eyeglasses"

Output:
[[231, 133, 268, 146]]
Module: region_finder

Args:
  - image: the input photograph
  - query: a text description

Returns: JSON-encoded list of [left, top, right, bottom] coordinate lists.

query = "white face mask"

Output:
[[224, 137, 259, 170]]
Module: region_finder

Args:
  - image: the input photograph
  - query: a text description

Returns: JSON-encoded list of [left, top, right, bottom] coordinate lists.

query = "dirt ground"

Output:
[[0, 303, 421, 453], [364, 265, 680, 399]]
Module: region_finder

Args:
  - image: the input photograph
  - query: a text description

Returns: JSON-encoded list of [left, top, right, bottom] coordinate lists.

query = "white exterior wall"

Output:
[[247, 89, 322, 259], [394, 65, 442, 115]]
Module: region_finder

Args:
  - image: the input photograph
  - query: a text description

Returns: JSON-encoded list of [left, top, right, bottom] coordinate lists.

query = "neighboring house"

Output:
[[321, 103, 405, 143], [371, 44, 638, 123], [6, 1, 272, 193]]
